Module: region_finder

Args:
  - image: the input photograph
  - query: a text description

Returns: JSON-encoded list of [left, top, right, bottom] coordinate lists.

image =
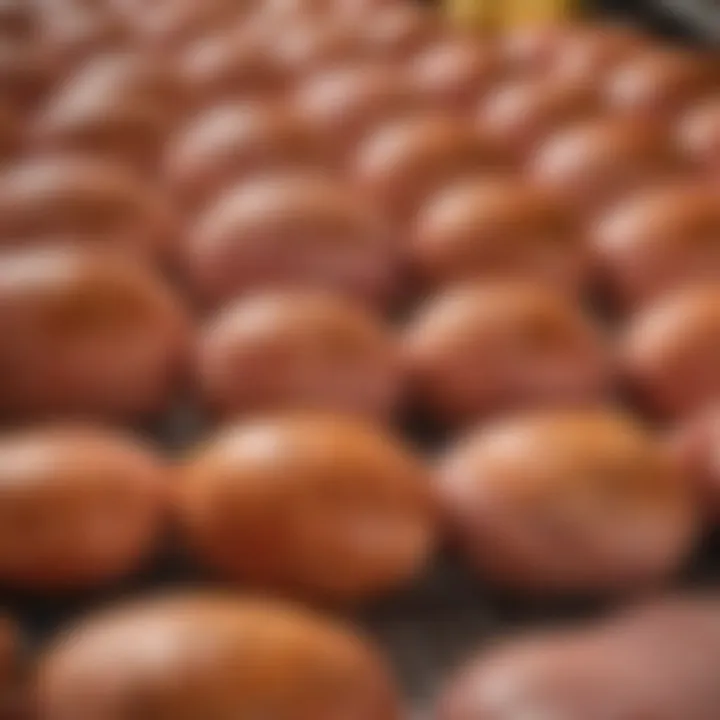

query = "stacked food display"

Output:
[[0, 0, 719, 717]]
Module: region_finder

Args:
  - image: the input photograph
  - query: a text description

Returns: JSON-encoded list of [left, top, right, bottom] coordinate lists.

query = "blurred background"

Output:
[[443, 0, 720, 42]]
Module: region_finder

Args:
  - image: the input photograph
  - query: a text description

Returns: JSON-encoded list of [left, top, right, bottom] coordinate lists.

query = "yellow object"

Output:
[[446, 0, 577, 30], [502, 0, 576, 26], [446, 0, 498, 31]]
